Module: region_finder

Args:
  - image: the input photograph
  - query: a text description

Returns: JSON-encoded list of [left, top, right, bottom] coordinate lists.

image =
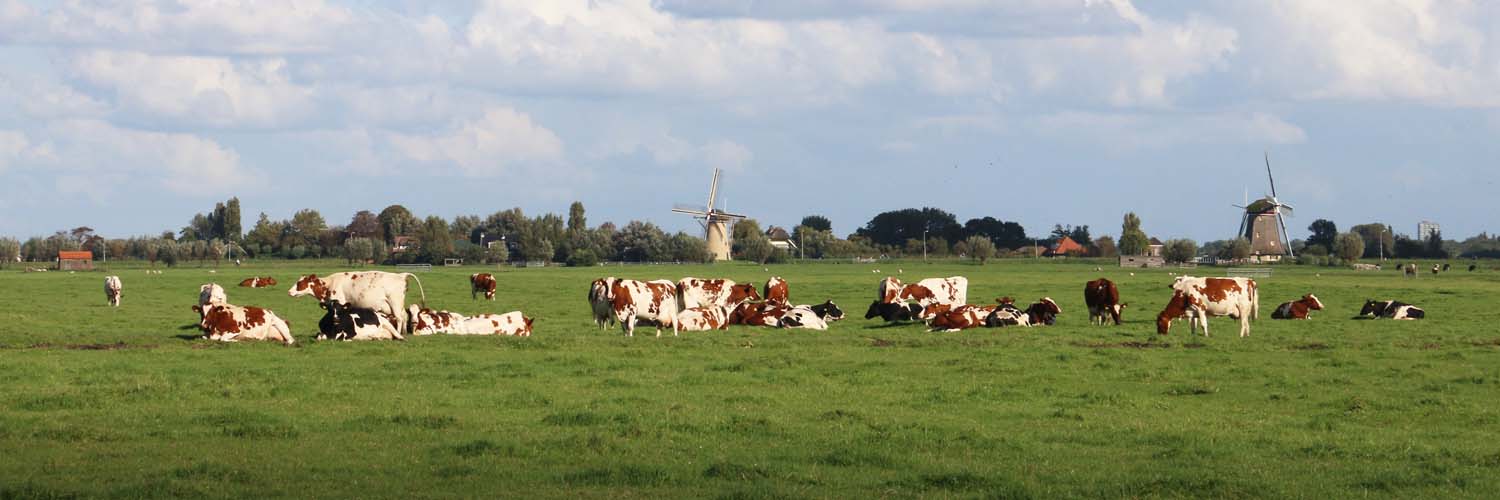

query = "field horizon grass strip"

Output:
[[1, 258, 1498, 498]]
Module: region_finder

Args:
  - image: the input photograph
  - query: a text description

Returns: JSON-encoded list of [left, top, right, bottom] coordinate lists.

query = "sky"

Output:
[[1, 0, 1497, 242]]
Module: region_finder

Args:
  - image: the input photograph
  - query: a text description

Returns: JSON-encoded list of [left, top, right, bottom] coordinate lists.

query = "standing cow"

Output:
[[471, 273, 497, 300], [1084, 278, 1124, 325], [611, 279, 680, 337], [104, 276, 122, 307], [1157, 277, 1259, 337], [289, 271, 426, 333], [898, 277, 968, 308], [588, 277, 618, 330]]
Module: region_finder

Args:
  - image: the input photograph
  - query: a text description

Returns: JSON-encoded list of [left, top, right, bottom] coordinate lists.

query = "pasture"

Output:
[[1, 259, 1498, 498]]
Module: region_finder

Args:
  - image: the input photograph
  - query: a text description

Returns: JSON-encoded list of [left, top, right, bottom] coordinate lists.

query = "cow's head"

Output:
[[288, 274, 328, 300], [864, 300, 885, 320], [919, 303, 952, 322], [726, 284, 762, 305], [1111, 303, 1127, 325], [1304, 294, 1324, 310], [1157, 292, 1193, 334], [814, 300, 844, 321], [1358, 299, 1381, 317]]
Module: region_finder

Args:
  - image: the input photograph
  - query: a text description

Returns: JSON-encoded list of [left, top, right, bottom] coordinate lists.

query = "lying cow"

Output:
[[1084, 278, 1124, 325], [730, 302, 789, 327], [456, 312, 533, 336], [779, 306, 829, 330], [1359, 299, 1425, 320], [317, 302, 403, 341], [410, 306, 465, 335], [610, 279, 680, 336], [471, 273, 497, 300], [588, 277, 618, 330], [1157, 277, 1258, 337], [982, 297, 1061, 327], [104, 276, 122, 307], [1271, 294, 1324, 320], [764, 277, 789, 305], [290, 271, 426, 334], [801, 300, 844, 321], [927, 304, 997, 331], [865, 301, 923, 322], [191, 303, 294, 345], [676, 305, 732, 332], [238, 276, 277, 288], [677, 278, 761, 309]]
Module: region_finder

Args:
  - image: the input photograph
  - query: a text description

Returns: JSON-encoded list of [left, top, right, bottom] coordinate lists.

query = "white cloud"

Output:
[[5, 0, 356, 55], [69, 50, 315, 128], [0, 129, 27, 171], [8, 120, 253, 196], [1035, 111, 1306, 151], [591, 123, 754, 173], [388, 107, 564, 177]]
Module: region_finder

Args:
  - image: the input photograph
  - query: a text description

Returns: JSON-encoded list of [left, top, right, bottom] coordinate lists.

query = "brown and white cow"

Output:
[[1271, 294, 1324, 320], [730, 302, 789, 327], [588, 277, 618, 329], [191, 303, 294, 345], [1084, 278, 1124, 325], [611, 279, 680, 337], [409, 306, 465, 335], [238, 276, 277, 288], [104, 276, 122, 307], [877, 277, 903, 303], [898, 277, 968, 308], [764, 277, 789, 306], [317, 302, 402, 341], [676, 305, 733, 332], [456, 312, 534, 336], [677, 278, 762, 310], [289, 271, 426, 333], [926, 304, 997, 332], [470, 273, 497, 300], [1157, 277, 1259, 337]]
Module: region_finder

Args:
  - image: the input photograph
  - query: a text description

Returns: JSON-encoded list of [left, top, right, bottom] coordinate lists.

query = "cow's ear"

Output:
[[190, 305, 201, 312]]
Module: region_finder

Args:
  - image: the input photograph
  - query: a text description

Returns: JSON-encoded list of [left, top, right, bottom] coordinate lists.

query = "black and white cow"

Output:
[[1359, 299, 1425, 320]]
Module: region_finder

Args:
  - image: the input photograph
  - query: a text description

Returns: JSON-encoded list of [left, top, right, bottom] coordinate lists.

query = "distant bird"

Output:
[[1129, 272, 1135, 276]]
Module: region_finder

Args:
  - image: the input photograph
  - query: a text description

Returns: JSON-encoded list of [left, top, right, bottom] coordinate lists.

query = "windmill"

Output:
[[1234, 152, 1296, 261], [672, 168, 747, 261]]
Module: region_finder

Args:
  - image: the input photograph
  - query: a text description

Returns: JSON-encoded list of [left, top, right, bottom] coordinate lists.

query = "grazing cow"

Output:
[[877, 277, 903, 303], [677, 278, 762, 310], [730, 302, 789, 327], [1084, 278, 1125, 326], [1442, 263, 1451, 272], [779, 306, 830, 330], [1272, 294, 1325, 320], [898, 277, 968, 308], [470, 273, 497, 300], [317, 302, 402, 341], [238, 276, 277, 288], [199, 283, 227, 308], [764, 277, 789, 305], [1024, 297, 1062, 326], [1359, 299, 1425, 320], [1431, 264, 1441, 275], [103, 276, 122, 307], [1157, 277, 1259, 337], [928, 304, 997, 331], [865, 301, 923, 322], [1405, 263, 1417, 277], [677, 305, 733, 332], [588, 277, 618, 329], [610, 279, 680, 337], [409, 306, 466, 335], [289, 271, 426, 333], [457, 312, 533, 336], [191, 303, 294, 345]]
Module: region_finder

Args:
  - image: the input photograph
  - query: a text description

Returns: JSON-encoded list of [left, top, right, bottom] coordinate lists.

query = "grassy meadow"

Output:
[[1, 258, 1498, 498]]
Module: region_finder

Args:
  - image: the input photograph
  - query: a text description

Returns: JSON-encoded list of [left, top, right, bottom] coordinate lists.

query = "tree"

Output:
[[613, 221, 670, 262], [1093, 236, 1118, 258], [1307, 219, 1338, 254], [1348, 223, 1394, 259], [377, 205, 416, 244], [1119, 212, 1149, 255], [963, 235, 997, 264], [451, 215, 481, 243], [288, 209, 328, 250], [344, 238, 374, 264], [348, 210, 382, 240], [793, 225, 834, 258], [1334, 232, 1365, 262], [245, 213, 283, 254], [669, 232, 711, 263], [567, 202, 588, 233], [224, 197, 242, 242], [856, 208, 962, 247], [1162, 239, 1198, 264], [1221, 237, 1252, 261], [417, 216, 454, 263], [963, 217, 1029, 250], [800, 215, 832, 232], [1070, 225, 1092, 248], [0, 237, 18, 268], [731, 219, 774, 263]]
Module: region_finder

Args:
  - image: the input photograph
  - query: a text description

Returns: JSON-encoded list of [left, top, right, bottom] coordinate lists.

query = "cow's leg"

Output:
[[622, 313, 636, 337], [1239, 314, 1250, 337], [1198, 313, 1210, 337]]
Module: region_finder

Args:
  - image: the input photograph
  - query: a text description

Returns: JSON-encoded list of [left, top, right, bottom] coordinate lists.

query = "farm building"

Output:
[[1043, 236, 1086, 257], [391, 236, 416, 253], [1147, 237, 1164, 257], [58, 250, 93, 270], [765, 226, 798, 251]]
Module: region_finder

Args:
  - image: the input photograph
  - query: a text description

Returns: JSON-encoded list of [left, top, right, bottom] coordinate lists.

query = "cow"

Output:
[[238, 276, 277, 288], [877, 277, 903, 303], [779, 306, 830, 330], [897, 277, 968, 308], [676, 305, 733, 332], [455, 312, 533, 336], [764, 277, 789, 306], [289, 271, 426, 334], [191, 303, 294, 345], [981, 297, 1060, 327], [730, 302, 788, 327], [1271, 294, 1324, 320], [1442, 263, 1451, 272], [802, 300, 844, 321], [865, 301, 923, 322], [1470, 264, 1478, 272], [199, 283, 227, 308], [610, 279, 680, 336], [927, 304, 997, 331], [1157, 277, 1259, 337], [104, 276, 122, 307], [677, 278, 761, 310], [1024, 297, 1062, 326], [1359, 299, 1425, 320], [1431, 264, 1441, 275], [1405, 263, 1417, 278], [471, 273, 497, 300], [316, 302, 402, 341], [409, 306, 465, 335], [1084, 278, 1125, 326], [588, 277, 618, 329]]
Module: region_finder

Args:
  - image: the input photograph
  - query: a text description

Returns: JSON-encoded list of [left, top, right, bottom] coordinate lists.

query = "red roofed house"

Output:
[[1044, 236, 1086, 257], [58, 250, 93, 271]]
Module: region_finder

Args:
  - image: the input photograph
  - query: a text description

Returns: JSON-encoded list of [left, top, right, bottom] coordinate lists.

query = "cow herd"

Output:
[[588, 276, 846, 336], [177, 271, 531, 345]]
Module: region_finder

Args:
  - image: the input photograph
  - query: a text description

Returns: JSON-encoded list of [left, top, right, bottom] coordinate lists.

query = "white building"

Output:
[[1418, 221, 1441, 240]]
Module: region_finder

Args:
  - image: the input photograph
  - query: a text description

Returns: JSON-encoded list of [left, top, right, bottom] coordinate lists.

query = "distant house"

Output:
[[58, 250, 93, 270], [1044, 236, 1086, 257], [391, 236, 417, 253], [1147, 237, 1165, 257], [765, 226, 798, 251]]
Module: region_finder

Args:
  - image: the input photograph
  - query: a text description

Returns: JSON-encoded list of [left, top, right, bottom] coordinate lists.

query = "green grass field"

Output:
[[2, 258, 1498, 498]]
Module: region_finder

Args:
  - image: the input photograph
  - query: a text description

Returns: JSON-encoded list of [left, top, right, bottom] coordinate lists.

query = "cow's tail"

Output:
[[404, 273, 428, 306], [1251, 281, 1260, 321]]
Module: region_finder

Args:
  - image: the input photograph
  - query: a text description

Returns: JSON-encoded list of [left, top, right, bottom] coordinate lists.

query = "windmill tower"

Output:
[[672, 168, 747, 261], [1234, 152, 1296, 262]]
